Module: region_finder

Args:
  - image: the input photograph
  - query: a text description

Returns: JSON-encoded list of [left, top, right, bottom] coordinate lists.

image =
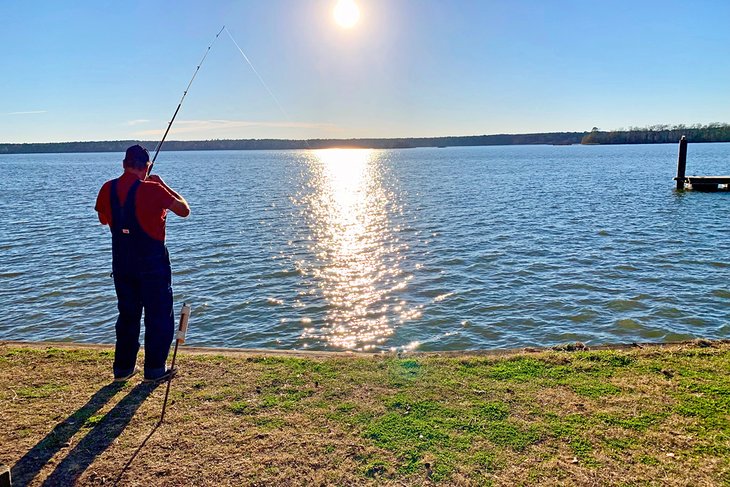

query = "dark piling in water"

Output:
[[675, 135, 687, 190]]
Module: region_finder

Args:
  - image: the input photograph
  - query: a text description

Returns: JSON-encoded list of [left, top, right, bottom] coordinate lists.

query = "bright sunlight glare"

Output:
[[333, 0, 360, 29]]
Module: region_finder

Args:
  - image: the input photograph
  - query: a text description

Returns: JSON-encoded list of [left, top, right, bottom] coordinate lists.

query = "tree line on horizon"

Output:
[[0, 133, 587, 154], [1, 124, 729, 154], [581, 123, 730, 144]]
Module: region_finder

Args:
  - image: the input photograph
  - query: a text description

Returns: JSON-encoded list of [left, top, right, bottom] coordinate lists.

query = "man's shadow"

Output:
[[12, 381, 157, 486]]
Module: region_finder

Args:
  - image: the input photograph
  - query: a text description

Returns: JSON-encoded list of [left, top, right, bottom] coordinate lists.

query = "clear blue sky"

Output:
[[2, 0, 729, 143]]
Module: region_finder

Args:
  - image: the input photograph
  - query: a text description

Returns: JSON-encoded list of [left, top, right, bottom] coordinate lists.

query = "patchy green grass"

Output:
[[83, 414, 105, 428], [229, 400, 251, 415], [571, 382, 622, 398], [1, 341, 729, 485], [15, 382, 68, 399], [596, 412, 668, 431]]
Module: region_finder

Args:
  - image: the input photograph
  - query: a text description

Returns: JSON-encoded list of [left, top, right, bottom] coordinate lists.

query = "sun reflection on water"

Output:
[[294, 148, 414, 350]]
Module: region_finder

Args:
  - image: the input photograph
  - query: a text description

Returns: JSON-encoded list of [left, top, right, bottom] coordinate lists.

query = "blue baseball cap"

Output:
[[124, 144, 150, 168]]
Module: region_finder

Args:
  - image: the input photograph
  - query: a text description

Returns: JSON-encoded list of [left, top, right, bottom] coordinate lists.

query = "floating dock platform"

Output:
[[674, 136, 730, 191]]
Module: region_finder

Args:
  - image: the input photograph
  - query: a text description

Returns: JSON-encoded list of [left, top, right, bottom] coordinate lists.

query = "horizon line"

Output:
[[3, 123, 728, 146]]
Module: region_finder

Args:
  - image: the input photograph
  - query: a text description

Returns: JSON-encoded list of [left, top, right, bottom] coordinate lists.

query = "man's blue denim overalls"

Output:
[[110, 178, 174, 380]]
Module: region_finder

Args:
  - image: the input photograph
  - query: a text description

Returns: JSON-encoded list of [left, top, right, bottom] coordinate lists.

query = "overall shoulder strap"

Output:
[[124, 180, 142, 212], [110, 179, 121, 211], [121, 180, 142, 233], [109, 178, 125, 232]]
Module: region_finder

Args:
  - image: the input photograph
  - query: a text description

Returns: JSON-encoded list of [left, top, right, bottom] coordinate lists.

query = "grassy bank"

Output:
[[1, 341, 729, 486]]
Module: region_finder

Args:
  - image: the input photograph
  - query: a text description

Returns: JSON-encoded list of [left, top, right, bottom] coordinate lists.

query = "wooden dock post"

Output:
[[675, 135, 688, 190]]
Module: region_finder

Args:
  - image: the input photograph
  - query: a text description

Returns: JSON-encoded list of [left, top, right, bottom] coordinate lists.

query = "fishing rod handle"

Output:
[[176, 302, 191, 343]]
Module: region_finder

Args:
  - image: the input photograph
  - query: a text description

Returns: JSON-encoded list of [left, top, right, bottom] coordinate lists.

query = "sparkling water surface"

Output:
[[1, 144, 729, 351]]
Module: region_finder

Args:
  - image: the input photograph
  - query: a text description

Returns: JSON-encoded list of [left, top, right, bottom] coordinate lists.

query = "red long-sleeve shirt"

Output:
[[95, 172, 175, 242]]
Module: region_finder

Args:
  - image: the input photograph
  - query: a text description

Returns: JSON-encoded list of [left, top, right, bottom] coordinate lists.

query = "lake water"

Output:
[[1, 144, 729, 351]]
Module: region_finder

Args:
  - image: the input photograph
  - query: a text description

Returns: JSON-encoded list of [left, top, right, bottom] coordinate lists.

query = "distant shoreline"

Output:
[[2, 125, 729, 154], [0, 132, 586, 155]]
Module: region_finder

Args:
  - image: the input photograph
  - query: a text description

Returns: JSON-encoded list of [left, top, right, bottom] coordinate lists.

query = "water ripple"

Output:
[[1, 145, 730, 350]]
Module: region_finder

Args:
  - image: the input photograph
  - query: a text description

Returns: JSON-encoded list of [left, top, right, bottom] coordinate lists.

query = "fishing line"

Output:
[[225, 26, 313, 150], [148, 25, 226, 176], [223, 26, 291, 121], [149, 24, 308, 175]]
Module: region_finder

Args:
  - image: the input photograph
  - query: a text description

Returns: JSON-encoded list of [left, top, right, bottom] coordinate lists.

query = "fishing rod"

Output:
[[147, 25, 225, 177], [160, 302, 191, 424]]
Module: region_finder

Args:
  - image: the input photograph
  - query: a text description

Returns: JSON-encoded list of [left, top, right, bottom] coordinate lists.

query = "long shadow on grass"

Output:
[[11, 381, 127, 486], [39, 382, 157, 486], [13, 382, 157, 486], [112, 419, 161, 486]]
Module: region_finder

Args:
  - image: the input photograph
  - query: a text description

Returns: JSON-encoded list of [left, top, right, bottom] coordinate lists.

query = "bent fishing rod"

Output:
[[147, 25, 225, 177]]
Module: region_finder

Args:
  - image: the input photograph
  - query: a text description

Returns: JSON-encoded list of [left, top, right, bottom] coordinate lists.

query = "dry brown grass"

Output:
[[1, 340, 729, 486]]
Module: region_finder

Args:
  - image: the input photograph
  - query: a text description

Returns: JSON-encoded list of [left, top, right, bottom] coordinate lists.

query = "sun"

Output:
[[333, 0, 360, 29]]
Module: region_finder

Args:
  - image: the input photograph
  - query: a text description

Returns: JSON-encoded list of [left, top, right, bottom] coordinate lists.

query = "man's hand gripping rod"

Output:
[[160, 302, 191, 424]]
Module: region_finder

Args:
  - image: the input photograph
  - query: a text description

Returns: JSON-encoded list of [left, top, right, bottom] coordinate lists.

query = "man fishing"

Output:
[[95, 144, 190, 383]]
